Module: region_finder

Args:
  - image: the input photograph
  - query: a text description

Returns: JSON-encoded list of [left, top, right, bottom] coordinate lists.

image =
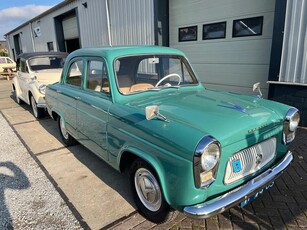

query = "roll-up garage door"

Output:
[[62, 15, 79, 40]]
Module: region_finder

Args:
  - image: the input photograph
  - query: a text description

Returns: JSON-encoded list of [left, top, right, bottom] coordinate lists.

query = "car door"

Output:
[[55, 58, 84, 138], [76, 58, 112, 161], [18, 59, 31, 102]]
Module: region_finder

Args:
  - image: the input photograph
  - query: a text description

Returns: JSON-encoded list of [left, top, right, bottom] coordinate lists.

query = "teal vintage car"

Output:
[[45, 46, 300, 223]]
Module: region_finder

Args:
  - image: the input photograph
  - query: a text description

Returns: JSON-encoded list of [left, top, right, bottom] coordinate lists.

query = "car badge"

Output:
[[232, 159, 242, 173], [256, 153, 263, 165]]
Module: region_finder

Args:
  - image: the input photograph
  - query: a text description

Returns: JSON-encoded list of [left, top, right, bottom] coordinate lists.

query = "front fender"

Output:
[[28, 82, 45, 105], [117, 145, 206, 210]]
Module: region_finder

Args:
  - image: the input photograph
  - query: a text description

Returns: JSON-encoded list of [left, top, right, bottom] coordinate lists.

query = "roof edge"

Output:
[[4, 0, 75, 37]]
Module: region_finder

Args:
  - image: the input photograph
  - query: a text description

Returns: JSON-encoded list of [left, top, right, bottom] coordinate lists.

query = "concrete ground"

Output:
[[1, 75, 307, 229]]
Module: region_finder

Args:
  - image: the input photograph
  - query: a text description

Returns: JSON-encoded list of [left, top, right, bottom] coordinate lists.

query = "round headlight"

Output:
[[289, 112, 300, 132], [201, 143, 220, 171], [39, 84, 46, 94]]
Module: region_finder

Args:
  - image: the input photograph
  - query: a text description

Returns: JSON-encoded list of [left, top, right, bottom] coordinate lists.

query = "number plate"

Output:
[[240, 181, 274, 208]]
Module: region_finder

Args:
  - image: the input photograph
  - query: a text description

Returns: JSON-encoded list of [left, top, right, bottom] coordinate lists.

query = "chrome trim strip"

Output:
[[36, 103, 46, 108], [184, 151, 293, 219]]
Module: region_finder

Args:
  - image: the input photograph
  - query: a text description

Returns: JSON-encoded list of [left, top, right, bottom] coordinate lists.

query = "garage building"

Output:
[[4, 0, 307, 125]]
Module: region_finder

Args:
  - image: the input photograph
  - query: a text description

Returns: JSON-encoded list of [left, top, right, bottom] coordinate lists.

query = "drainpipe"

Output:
[[105, 0, 112, 46], [29, 22, 36, 52]]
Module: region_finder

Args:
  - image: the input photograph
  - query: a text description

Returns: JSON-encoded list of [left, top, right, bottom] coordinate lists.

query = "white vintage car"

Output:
[[12, 52, 68, 118], [0, 56, 16, 72]]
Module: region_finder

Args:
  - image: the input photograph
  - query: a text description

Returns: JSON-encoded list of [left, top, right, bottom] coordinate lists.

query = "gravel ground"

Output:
[[0, 113, 82, 230]]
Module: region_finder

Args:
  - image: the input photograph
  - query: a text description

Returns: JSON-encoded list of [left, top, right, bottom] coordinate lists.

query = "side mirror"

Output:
[[145, 105, 159, 120], [253, 82, 262, 98], [145, 105, 168, 122]]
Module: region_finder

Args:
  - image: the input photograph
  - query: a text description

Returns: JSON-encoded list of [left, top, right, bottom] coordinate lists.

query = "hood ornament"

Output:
[[145, 105, 168, 122], [253, 82, 262, 98]]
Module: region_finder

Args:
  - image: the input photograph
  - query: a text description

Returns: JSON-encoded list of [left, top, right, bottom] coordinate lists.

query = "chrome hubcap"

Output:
[[134, 168, 162, 212], [60, 118, 69, 139], [31, 96, 38, 117]]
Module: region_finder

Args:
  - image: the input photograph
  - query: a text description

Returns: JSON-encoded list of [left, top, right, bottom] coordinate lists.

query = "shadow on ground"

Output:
[[0, 162, 30, 230]]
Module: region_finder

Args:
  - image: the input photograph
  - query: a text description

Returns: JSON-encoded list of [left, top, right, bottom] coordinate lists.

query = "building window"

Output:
[[203, 22, 226, 40], [47, 42, 54, 51], [232, 16, 263, 37], [179, 26, 197, 42]]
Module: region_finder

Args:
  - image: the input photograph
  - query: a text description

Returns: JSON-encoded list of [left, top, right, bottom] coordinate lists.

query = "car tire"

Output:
[[129, 159, 178, 223], [30, 95, 45, 119], [58, 116, 76, 146]]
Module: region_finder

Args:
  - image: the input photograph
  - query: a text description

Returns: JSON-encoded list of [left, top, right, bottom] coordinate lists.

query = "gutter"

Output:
[[4, 0, 75, 36]]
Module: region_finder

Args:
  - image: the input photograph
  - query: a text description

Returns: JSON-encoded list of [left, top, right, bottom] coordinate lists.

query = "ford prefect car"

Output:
[[12, 52, 68, 118], [45, 46, 299, 223]]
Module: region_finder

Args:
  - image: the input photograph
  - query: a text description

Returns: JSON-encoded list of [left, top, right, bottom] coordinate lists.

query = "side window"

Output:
[[20, 60, 28, 73], [66, 60, 83, 87], [7, 58, 13, 63], [0, 58, 5, 63], [86, 60, 109, 93]]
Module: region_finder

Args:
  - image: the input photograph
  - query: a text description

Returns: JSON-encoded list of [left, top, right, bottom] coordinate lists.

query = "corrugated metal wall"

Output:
[[77, 0, 110, 47], [108, 0, 155, 45], [6, 0, 155, 56], [279, 0, 307, 84], [169, 0, 276, 97]]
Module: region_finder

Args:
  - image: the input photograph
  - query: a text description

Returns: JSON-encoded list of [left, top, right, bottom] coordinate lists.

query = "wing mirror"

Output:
[[253, 82, 262, 98], [145, 105, 168, 122]]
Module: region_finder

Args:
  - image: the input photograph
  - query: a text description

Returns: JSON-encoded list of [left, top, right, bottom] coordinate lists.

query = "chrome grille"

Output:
[[224, 138, 276, 184]]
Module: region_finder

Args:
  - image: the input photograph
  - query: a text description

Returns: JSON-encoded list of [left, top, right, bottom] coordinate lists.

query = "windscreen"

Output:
[[29, 56, 66, 71], [115, 55, 198, 94]]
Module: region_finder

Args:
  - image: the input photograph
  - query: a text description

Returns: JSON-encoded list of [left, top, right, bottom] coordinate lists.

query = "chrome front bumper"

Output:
[[184, 151, 293, 219]]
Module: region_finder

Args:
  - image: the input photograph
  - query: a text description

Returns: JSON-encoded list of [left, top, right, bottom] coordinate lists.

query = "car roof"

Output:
[[18, 51, 68, 59], [68, 46, 186, 60]]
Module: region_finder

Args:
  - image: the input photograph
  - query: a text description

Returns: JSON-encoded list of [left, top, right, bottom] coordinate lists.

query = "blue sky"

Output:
[[0, 0, 63, 40]]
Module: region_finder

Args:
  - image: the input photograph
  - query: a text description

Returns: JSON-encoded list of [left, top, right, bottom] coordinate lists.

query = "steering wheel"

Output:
[[155, 73, 182, 87]]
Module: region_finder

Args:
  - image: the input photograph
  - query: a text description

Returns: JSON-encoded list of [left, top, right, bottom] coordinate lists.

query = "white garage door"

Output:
[[62, 15, 79, 40], [169, 0, 276, 97]]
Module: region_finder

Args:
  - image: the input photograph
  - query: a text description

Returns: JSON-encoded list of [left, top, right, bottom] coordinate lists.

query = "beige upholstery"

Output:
[[87, 80, 101, 91], [102, 78, 110, 93], [130, 83, 154, 92], [117, 74, 134, 94]]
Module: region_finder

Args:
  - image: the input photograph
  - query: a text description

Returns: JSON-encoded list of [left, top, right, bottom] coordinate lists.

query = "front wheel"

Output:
[[129, 159, 178, 223], [58, 116, 76, 146], [30, 95, 45, 119]]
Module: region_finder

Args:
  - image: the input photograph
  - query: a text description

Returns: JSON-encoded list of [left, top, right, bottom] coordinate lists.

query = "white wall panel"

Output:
[[19, 24, 33, 53]]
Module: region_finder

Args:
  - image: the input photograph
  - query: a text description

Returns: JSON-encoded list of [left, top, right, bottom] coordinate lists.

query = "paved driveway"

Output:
[[1, 77, 307, 229]]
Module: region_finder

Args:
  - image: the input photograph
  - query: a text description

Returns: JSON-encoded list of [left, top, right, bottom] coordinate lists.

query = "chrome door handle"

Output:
[[74, 96, 81, 100]]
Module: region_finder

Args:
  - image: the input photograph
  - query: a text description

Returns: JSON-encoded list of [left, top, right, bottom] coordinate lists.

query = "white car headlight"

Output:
[[283, 108, 300, 144], [201, 143, 220, 171], [39, 84, 46, 95], [194, 136, 221, 188]]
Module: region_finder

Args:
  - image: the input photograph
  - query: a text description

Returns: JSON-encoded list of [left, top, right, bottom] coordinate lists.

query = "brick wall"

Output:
[[269, 84, 307, 127]]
